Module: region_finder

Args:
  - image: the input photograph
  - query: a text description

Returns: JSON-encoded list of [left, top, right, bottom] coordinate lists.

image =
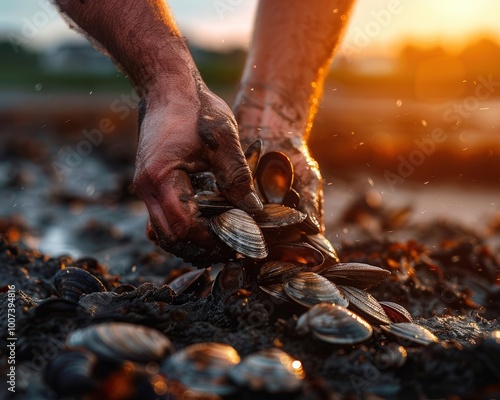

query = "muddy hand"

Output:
[[135, 76, 263, 263], [236, 127, 322, 236]]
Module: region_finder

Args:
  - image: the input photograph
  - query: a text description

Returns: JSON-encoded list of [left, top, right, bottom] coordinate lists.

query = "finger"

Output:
[[155, 168, 213, 247], [206, 133, 263, 213]]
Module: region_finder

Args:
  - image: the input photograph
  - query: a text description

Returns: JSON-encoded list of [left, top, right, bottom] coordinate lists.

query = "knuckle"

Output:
[[224, 165, 252, 190]]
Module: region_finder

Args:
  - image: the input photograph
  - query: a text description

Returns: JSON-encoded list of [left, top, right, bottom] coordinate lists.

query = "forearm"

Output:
[[55, 0, 197, 102], [235, 0, 356, 142]]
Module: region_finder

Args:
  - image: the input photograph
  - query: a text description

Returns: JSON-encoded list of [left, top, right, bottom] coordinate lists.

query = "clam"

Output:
[[45, 351, 97, 396], [380, 323, 439, 346], [257, 261, 305, 285], [244, 139, 262, 177], [282, 188, 300, 209], [211, 209, 268, 259], [67, 322, 173, 363], [283, 272, 348, 308], [252, 204, 306, 229], [229, 348, 304, 393], [53, 267, 107, 303], [163, 342, 240, 395], [268, 242, 324, 269], [258, 283, 289, 302], [256, 151, 294, 204], [303, 234, 340, 264], [339, 285, 392, 325], [379, 301, 414, 323], [296, 303, 372, 345], [191, 171, 219, 193], [169, 269, 207, 295], [196, 191, 234, 216], [211, 261, 245, 302], [320, 263, 390, 290]]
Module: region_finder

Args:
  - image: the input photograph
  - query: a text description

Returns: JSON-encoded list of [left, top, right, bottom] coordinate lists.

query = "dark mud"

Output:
[[1, 217, 499, 399]]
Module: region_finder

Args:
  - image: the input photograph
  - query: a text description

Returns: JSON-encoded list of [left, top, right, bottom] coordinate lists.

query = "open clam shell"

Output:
[[283, 272, 348, 308], [379, 301, 414, 323], [168, 269, 207, 295], [244, 139, 263, 177], [256, 151, 294, 204], [163, 342, 240, 395], [303, 234, 340, 264], [67, 322, 173, 363], [296, 303, 372, 345], [211, 209, 268, 259], [268, 242, 324, 268], [252, 204, 306, 229], [339, 285, 392, 326], [320, 263, 390, 290], [229, 348, 304, 393], [53, 267, 107, 303], [380, 323, 439, 346], [257, 261, 306, 285]]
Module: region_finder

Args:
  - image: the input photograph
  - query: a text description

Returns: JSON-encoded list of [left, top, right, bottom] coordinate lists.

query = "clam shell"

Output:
[[283, 272, 348, 308], [211, 261, 245, 302], [256, 151, 294, 204], [379, 301, 414, 323], [229, 348, 304, 393], [339, 285, 392, 325], [257, 261, 305, 285], [380, 323, 439, 346], [164, 342, 240, 395], [282, 188, 300, 209], [268, 242, 324, 268], [45, 351, 96, 396], [303, 234, 339, 264], [253, 204, 306, 229], [169, 269, 207, 295], [196, 191, 234, 216], [67, 322, 173, 363], [191, 172, 218, 193], [296, 303, 372, 344], [211, 209, 268, 259], [244, 139, 262, 177], [259, 284, 289, 302], [53, 267, 106, 302], [320, 263, 390, 290]]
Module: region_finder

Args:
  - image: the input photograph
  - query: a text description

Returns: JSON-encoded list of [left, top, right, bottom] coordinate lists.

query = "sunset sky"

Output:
[[1, 0, 500, 56]]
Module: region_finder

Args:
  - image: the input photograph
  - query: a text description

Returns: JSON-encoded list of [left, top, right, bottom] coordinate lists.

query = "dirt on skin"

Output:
[[1, 213, 499, 400]]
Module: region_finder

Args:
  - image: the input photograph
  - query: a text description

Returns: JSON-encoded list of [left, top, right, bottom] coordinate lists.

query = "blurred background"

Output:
[[1, 0, 500, 267]]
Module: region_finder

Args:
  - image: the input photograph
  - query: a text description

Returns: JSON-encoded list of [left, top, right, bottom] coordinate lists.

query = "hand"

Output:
[[235, 89, 324, 234], [134, 74, 263, 264]]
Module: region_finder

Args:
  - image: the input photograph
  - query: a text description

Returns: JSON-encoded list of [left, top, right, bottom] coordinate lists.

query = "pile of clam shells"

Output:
[[41, 140, 444, 398]]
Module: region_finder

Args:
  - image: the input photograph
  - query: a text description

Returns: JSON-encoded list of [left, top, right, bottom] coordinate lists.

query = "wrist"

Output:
[[234, 82, 308, 146], [124, 36, 200, 104]]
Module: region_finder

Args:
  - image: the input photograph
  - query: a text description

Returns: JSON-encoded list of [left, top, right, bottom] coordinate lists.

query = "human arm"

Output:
[[54, 0, 263, 257], [234, 0, 356, 233]]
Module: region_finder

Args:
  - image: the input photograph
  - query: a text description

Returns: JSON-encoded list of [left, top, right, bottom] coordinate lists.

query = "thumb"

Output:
[[208, 137, 263, 213]]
